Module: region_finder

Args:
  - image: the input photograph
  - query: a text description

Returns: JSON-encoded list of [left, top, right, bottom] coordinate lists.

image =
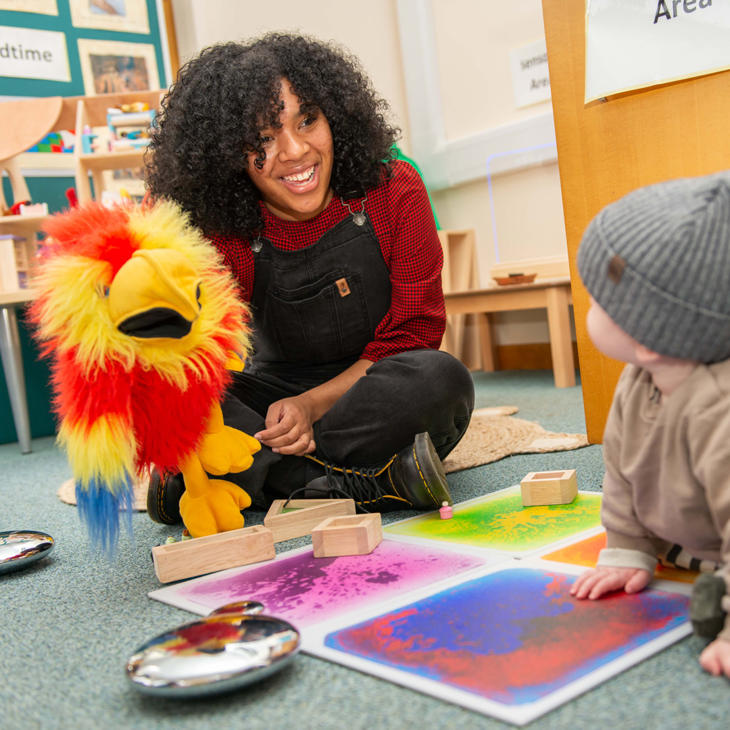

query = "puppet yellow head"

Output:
[[34, 199, 249, 386]]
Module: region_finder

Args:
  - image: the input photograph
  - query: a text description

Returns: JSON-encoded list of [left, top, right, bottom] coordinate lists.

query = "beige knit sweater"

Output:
[[599, 362, 730, 638]]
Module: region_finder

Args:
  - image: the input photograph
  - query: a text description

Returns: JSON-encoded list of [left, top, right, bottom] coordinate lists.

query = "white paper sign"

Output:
[[585, 0, 730, 102], [509, 39, 551, 108], [0, 25, 70, 82]]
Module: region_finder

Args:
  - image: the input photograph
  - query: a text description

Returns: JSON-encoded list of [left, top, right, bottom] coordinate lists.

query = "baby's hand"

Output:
[[570, 566, 652, 600], [699, 637, 730, 677]]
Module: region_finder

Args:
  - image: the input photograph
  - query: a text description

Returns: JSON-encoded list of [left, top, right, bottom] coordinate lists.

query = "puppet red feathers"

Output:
[[31, 200, 260, 552]]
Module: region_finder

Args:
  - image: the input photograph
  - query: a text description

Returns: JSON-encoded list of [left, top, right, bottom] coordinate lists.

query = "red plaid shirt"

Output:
[[208, 160, 445, 362]]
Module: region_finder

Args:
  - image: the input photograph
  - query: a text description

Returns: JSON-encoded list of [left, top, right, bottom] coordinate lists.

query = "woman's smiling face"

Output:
[[245, 79, 334, 222]]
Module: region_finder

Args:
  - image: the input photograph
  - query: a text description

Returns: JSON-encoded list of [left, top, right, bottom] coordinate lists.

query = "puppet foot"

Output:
[[179, 478, 252, 538], [197, 426, 261, 476], [146, 469, 185, 525]]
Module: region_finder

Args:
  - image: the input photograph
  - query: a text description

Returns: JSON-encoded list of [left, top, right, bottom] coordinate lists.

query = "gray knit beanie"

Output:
[[577, 171, 730, 363]]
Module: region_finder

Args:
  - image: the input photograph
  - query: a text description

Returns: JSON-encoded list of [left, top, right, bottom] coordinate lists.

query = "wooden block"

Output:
[[263, 499, 355, 543], [520, 469, 578, 506], [311, 513, 383, 558], [151, 525, 275, 583]]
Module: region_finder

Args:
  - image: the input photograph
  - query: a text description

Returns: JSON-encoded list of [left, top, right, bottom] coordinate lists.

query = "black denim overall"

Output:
[[248, 211, 391, 387], [222, 208, 475, 506]]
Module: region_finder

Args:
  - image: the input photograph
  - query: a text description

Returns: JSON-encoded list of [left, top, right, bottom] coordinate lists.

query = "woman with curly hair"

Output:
[[145, 32, 474, 526]]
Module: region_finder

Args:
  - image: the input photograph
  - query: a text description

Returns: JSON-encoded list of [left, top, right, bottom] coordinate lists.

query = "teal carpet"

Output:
[[2, 370, 728, 729]]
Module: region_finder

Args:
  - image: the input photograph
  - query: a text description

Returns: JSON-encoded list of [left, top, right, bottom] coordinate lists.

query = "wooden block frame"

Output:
[[263, 499, 356, 543], [520, 469, 578, 506], [311, 513, 383, 558], [151, 525, 275, 583]]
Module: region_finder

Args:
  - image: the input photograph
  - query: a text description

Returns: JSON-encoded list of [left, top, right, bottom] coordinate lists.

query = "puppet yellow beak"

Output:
[[108, 249, 201, 339]]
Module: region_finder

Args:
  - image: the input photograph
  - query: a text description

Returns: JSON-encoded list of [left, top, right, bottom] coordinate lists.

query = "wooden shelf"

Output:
[[0, 288, 36, 306], [0, 213, 50, 232], [77, 149, 146, 171]]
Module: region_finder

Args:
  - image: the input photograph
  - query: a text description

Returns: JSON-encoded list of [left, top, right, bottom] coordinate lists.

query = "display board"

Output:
[[0, 0, 170, 99]]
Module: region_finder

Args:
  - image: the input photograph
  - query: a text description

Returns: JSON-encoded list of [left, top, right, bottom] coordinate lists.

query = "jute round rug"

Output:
[[57, 478, 148, 510], [443, 405, 589, 473]]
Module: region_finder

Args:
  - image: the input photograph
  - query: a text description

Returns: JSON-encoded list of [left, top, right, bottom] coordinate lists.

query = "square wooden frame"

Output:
[[263, 499, 355, 543], [311, 513, 383, 558], [151, 525, 275, 583], [520, 469, 578, 506]]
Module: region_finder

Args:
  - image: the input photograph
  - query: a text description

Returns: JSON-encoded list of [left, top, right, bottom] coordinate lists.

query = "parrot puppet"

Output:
[[31, 200, 261, 552]]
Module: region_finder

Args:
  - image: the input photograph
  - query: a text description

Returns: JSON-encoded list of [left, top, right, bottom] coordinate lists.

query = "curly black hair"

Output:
[[145, 32, 401, 238]]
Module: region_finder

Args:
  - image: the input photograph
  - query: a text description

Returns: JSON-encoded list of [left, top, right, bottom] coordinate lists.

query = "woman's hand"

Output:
[[254, 359, 373, 458], [570, 566, 652, 600], [255, 395, 317, 456]]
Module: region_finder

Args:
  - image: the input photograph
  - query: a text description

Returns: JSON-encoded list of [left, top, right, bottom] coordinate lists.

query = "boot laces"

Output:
[[286, 464, 388, 513]]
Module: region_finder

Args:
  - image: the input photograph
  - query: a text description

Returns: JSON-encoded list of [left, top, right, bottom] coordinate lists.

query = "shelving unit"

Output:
[[73, 89, 164, 203], [0, 212, 41, 455], [438, 229, 481, 369], [0, 91, 164, 453], [0, 212, 49, 237], [0, 211, 47, 298]]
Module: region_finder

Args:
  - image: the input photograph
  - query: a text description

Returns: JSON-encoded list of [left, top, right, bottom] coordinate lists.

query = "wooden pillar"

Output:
[[543, 0, 730, 442]]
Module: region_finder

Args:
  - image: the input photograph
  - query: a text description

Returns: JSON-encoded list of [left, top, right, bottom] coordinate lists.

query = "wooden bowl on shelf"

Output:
[[493, 273, 537, 286]]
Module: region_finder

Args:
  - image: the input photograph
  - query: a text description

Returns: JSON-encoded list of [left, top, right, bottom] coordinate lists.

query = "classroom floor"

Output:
[[2, 370, 729, 729]]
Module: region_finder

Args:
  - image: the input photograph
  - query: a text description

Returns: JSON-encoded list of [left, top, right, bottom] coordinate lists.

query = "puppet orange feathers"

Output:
[[31, 200, 260, 551]]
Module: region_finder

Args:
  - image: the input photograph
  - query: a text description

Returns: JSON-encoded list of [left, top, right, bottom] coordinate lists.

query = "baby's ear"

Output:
[[634, 343, 662, 366]]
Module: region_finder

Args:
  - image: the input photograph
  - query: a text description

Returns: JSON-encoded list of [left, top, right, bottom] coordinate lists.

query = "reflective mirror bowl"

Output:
[[0, 530, 55, 575], [126, 611, 300, 698], [209, 601, 264, 617]]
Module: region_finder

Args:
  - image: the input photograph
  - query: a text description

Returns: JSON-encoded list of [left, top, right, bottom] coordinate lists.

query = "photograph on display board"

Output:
[[69, 0, 149, 34], [77, 38, 158, 95], [0, 0, 57, 14]]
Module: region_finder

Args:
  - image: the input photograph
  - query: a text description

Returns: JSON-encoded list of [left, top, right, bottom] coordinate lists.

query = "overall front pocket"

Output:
[[263, 271, 373, 363]]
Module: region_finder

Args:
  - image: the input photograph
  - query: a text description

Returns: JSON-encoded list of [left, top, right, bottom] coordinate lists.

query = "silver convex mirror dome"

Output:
[[0, 530, 54, 574], [126, 610, 300, 698]]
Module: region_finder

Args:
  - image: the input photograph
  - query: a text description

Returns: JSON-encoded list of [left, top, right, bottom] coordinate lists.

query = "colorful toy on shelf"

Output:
[[30, 200, 260, 552], [106, 105, 155, 151], [26, 129, 75, 154], [19, 202, 48, 216], [7, 200, 29, 216], [80, 125, 98, 154]]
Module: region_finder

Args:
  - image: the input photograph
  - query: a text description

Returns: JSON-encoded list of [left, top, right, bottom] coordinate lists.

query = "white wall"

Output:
[[172, 0, 410, 145], [170, 0, 569, 350]]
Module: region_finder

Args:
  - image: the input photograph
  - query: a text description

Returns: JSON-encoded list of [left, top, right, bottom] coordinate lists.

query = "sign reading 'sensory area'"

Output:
[[585, 0, 730, 102]]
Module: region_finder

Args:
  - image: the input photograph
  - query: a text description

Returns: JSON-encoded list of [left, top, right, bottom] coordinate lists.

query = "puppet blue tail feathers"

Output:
[[75, 476, 134, 556]]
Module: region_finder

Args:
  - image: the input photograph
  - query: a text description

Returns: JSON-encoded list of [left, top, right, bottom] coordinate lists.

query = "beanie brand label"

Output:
[[607, 255, 626, 284]]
